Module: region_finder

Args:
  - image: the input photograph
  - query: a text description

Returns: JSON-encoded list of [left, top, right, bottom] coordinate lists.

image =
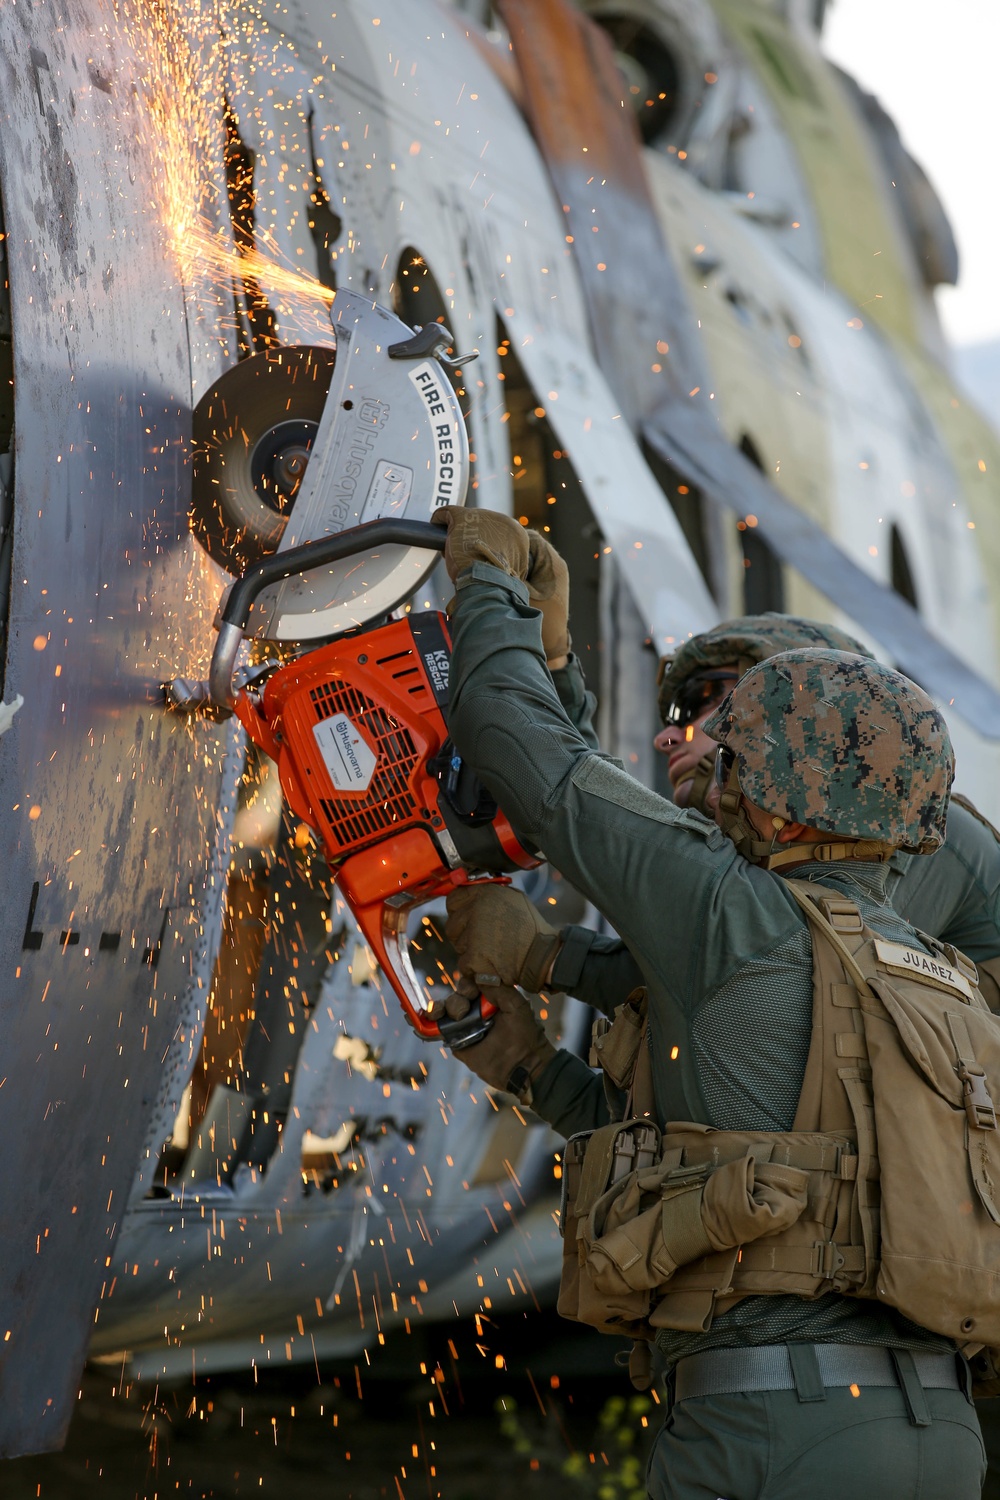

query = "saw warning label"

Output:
[[409, 362, 463, 509], [314, 713, 377, 793], [359, 461, 413, 524]]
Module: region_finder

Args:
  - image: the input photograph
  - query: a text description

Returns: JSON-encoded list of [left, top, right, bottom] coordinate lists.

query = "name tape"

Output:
[[873, 939, 974, 1000]]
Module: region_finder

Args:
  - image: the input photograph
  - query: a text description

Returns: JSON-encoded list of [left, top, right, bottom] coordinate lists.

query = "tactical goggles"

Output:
[[713, 744, 737, 790], [665, 669, 738, 727]]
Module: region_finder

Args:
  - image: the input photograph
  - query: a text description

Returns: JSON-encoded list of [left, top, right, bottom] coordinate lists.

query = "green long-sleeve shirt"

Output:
[[552, 798, 1000, 1017], [447, 562, 953, 1366]]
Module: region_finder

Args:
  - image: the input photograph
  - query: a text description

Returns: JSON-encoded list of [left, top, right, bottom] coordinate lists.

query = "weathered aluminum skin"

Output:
[[0, 1, 231, 1455], [4, 0, 1000, 1454], [90, 935, 583, 1378], [497, 0, 1000, 736]]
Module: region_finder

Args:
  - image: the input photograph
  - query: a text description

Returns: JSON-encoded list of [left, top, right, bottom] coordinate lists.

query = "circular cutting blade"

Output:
[[190, 345, 337, 576], [192, 289, 472, 642]]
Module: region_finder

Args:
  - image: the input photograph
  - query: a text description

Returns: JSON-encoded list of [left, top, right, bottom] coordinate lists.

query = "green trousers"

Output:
[[979, 1400, 1000, 1499], [647, 1386, 985, 1499]]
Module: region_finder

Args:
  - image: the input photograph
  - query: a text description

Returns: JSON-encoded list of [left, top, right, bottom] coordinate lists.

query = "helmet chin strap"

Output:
[[716, 760, 894, 869], [675, 751, 716, 813]]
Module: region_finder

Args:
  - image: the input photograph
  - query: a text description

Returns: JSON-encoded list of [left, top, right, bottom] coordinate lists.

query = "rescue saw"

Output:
[[187, 290, 540, 1048]]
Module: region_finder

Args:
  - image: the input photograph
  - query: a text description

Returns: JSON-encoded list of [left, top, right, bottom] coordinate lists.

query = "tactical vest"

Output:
[[557, 880, 1000, 1383]]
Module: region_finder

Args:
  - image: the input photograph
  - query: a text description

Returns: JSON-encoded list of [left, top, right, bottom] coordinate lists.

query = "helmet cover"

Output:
[[702, 648, 954, 853], [657, 613, 872, 724]]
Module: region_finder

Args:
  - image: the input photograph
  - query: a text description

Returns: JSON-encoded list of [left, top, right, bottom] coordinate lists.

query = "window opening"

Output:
[[223, 99, 278, 356], [738, 435, 785, 612], [591, 13, 681, 144], [890, 523, 919, 609], [641, 437, 712, 589], [496, 321, 601, 671], [307, 119, 342, 295]]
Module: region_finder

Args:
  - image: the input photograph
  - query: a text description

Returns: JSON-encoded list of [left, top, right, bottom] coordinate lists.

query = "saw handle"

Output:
[[349, 886, 498, 1049], [435, 994, 498, 1052], [210, 518, 447, 710]]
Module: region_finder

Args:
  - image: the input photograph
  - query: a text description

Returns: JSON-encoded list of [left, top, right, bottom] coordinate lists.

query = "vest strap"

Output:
[[631, 1024, 656, 1120], [947, 1009, 1000, 1226], [783, 882, 875, 996], [733, 1240, 867, 1277]]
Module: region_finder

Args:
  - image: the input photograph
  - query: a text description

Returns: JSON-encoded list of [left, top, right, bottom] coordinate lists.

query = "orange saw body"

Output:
[[228, 588, 539, 1044]]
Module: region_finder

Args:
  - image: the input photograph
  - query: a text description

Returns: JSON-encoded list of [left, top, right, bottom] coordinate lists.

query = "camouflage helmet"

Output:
[[657, 613, 872, 724], [702, 649, 954, 854]]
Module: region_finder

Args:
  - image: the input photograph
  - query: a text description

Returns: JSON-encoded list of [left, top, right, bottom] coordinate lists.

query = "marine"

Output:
[[467, 613, 1000, 1021], [429, 505, 992, 1500]]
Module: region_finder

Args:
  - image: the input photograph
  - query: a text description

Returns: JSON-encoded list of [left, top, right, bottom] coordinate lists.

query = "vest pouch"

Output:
[[557, 1120, 661, 1331], [863, 973, 1000, 1345], [577, 1145, 813, 1339], [648, 1250, 741, 1333], [556, 1132, 591, 1324], [700, 1153, 811, 1247], [590, 991, 647, 1091], [583, 1164, 712, 1298], [641, 1137, 752, 1333], [650, 1126, 867, 1319]]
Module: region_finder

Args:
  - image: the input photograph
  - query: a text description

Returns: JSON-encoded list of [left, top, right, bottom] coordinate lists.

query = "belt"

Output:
[[674, 1343, 961, 1407]]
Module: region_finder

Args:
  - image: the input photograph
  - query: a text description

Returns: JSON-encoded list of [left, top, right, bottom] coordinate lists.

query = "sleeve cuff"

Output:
[[551, 924, 599, 990], [530, 1050, 602, 1122], [454, 561, 531, 605], [550, 651, 584, 706]]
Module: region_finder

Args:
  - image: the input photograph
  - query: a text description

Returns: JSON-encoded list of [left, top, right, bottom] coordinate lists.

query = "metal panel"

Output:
[[497, 0, 1000, 736], [0, 1, 230, 1454], [506, 317, 715, 647], [644, 400, 1000, 736]]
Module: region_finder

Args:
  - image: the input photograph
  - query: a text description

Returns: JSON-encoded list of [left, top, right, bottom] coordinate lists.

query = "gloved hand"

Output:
[[432, 505, 531, 583], [526, 530, 570, 664], [445, 884, 562, 993], [438, 982, 556, 1101]]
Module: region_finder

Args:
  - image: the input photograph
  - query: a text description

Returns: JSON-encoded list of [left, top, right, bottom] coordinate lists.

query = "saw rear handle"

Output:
[[349, 885, 500, 1050]]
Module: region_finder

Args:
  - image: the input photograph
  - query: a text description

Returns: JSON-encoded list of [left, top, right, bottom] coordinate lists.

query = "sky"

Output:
[[822, 0, 1000, 351]]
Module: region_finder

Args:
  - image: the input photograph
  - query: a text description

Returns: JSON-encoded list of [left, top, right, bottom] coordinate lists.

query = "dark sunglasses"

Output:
[[666, 670, 738, 727]]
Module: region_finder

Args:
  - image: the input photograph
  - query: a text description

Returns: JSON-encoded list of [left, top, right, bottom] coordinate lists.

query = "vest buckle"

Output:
[[958, 1065, 998, 1131], [810, 1240, 847, 1278], [817, 897, 864, 932], [610, 1122, 660, 1185]]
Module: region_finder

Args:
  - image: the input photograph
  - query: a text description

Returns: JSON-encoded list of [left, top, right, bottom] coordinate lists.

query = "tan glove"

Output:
[[439, 982, 556, 1100], [526, 530, 570, 664], [445, 884, 562, 994], [432, 505, 531, 583]]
